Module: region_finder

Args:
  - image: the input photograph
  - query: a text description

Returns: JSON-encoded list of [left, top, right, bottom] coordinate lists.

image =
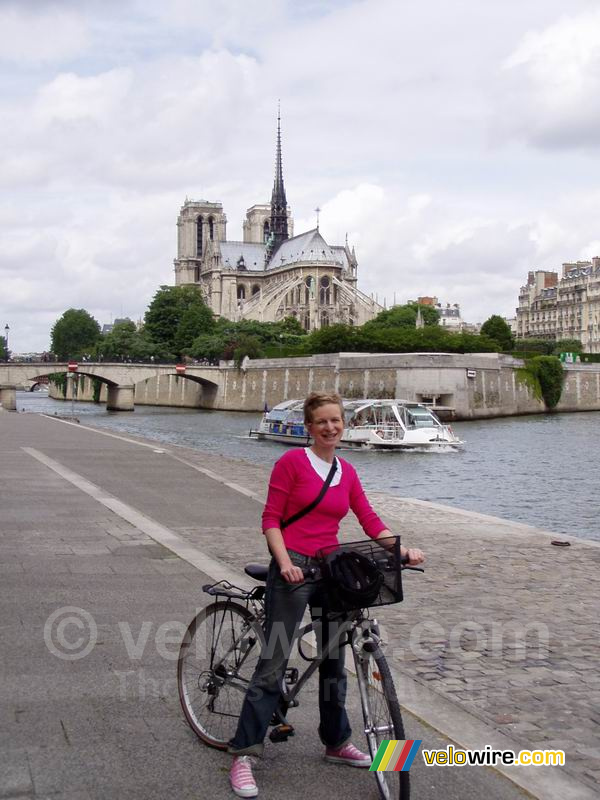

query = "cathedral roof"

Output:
[[220, 241, 266, 270], [268, 228, 343, 268], [219, 229, 347, 272]]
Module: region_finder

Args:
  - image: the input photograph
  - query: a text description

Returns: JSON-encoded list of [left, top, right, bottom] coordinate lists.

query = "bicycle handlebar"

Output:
[[301, 554, 424, 580]]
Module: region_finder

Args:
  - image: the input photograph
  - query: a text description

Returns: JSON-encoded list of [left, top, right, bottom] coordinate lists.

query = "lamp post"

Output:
[[3, 324, 9, 361]]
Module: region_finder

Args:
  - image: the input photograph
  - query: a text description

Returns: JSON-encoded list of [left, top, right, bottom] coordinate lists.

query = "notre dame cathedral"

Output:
[[173, 115, 381, 331]]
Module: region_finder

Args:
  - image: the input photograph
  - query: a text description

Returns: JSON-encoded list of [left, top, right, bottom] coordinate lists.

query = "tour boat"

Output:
[[249, 399, 463, 451]]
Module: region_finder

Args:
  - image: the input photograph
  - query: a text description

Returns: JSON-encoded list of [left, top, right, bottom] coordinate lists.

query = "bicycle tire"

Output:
[[354, 646, 409, 800], [177, 601, 263, 750]]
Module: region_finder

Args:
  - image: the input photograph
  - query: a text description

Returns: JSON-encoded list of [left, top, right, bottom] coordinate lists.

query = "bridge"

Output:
[[0, 362, 222, 411]]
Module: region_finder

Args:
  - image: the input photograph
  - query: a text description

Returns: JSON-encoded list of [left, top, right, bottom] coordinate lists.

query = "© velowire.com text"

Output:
[[422, 745, 565, 767]]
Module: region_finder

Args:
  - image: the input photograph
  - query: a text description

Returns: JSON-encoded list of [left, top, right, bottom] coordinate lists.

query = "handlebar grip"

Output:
[[302, 566, 319, 579]]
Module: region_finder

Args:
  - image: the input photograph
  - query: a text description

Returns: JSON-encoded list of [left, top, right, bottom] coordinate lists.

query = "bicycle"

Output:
[[177, 536, 423, 800]]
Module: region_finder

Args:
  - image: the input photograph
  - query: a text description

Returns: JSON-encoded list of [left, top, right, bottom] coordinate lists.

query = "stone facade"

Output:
[[173, 117, 381, 331], [516, 260, 600, 351]]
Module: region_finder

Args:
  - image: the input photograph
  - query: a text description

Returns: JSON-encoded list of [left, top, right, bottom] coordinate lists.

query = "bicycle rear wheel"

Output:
[[354, 646, 409, 800], [177, 601, 262, 749]]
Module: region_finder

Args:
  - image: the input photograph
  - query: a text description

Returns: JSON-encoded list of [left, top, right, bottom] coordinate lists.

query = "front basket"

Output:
[[316, 536, 404, 612]]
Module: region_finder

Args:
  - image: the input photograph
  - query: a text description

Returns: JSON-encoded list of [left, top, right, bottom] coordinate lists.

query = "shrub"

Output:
[[521, 355, 565, 409]]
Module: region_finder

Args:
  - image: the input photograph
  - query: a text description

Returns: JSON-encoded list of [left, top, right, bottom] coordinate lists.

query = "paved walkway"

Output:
[[0, 411, 597, 800]]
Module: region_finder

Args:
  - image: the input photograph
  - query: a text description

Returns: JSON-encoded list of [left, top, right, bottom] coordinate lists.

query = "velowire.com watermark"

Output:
[[44, 606, 98, 661]]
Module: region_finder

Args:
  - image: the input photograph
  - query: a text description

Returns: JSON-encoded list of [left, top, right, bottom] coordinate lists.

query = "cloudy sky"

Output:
[[3, 0, 600, 352]]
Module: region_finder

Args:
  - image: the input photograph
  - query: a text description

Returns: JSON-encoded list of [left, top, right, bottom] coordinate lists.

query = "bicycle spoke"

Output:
[[178, 602, 263, 749], [355, 646, 409, 800]]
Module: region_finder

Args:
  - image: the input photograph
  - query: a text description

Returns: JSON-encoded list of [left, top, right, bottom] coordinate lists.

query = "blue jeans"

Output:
[[228, 550, 352, 756]]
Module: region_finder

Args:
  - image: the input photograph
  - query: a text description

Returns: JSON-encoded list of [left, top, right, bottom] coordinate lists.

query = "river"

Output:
[[17, 391, 599, 543]]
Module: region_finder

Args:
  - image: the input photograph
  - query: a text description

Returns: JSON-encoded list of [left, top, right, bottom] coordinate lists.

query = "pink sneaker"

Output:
[[229, 756, 258, 798], [324, 741, 372, 768]]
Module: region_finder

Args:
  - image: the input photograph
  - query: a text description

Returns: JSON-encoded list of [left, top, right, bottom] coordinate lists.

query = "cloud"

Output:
[[497, 10, 600, 149], [0, 3, 89, 64], [2, 0, 600, 350]]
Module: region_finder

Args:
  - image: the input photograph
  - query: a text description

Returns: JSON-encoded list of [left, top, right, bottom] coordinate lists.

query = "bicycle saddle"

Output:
[[245, 563, 269, 582]]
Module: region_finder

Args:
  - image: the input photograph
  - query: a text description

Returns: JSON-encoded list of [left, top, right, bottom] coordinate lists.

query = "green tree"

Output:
[[304, 324, 358, 354], [480, 315, 514, 350], [553, 338, 583, 355], [514, 338, 554, 355], [97, 320, 167, 361], [0, 335, 7, 361], [233, 334, 264, 367], [366, 303, 440, 330], [275, 316, 306, 336], [145, 286, 214, 355], [173, 305, 216, 356], [190, 333, 228, 362], [51, 309, 101, 359]]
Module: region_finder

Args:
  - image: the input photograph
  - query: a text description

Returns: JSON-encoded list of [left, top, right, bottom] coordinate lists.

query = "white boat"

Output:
[[249, 399, 464, 451]]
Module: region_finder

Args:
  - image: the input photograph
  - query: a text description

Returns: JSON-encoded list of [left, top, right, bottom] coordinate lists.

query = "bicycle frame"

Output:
[[200, 590, 381, 703]]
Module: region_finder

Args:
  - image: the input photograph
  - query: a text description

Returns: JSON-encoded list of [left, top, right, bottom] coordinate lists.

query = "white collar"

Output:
[[304, 447, 342, 486]]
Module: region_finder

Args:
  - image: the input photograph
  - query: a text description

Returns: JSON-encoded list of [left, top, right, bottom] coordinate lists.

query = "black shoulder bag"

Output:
[[280, 458, 337, 529]]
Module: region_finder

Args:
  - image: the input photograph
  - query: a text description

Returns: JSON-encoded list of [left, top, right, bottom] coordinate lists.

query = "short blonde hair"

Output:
[[303, 392, 344, 424]]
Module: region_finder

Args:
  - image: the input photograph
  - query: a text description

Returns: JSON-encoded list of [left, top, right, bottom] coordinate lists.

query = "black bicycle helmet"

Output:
[[324, 550, 384, 611]]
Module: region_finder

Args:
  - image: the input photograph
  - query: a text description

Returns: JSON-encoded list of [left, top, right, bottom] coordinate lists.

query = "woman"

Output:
[[229, 392, 424, 798]]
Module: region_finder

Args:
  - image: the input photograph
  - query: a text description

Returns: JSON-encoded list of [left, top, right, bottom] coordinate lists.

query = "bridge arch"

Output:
[[133, 371, 220, 409], [0, 362, 224, 411]]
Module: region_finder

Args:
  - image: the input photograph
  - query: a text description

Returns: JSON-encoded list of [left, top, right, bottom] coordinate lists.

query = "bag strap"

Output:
[[281, 458, 337, 530]]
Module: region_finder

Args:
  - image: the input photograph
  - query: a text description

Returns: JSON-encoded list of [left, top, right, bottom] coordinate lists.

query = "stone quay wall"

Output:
[[46, 352, 600, 419]]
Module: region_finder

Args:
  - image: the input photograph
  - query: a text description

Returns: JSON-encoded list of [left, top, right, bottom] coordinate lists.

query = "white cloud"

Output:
[[0, 4, 89, 64], [2, 0, 600, 350], [498, 10, 600, 148]]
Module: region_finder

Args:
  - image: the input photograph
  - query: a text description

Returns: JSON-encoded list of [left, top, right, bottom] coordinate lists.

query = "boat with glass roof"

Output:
[[249, 398, 463, 450]]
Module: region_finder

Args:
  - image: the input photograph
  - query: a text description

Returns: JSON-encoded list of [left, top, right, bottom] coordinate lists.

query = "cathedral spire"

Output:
[[267, 106, 289, 261]]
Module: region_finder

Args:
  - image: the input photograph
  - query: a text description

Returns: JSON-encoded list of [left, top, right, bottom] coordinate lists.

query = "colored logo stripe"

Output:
[[370, 740, 423, 772]]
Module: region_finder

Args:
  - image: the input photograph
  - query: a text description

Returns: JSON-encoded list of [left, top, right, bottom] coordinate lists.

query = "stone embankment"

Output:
[[36, 352, 600, 419], [1, 411, 598, 799]]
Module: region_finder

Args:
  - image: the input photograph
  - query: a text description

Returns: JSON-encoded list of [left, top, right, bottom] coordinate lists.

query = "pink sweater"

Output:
[[262, 449, 387, 557]]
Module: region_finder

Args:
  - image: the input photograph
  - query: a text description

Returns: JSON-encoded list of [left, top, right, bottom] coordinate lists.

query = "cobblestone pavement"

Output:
[[134, 433, 600, 793]]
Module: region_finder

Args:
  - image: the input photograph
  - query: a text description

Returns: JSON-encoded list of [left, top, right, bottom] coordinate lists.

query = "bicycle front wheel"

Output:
[[177, 601, 263, 749], [354, 646, 409, 800]]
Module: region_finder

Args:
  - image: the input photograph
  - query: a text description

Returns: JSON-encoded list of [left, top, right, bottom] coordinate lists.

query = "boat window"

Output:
[[406, 408, 437, 428]]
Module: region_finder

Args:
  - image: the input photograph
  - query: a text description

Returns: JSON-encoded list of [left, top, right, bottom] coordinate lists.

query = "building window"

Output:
[[263, 220, 270, 243], [321, 311, 329, 327], [252, 284, 260, 296], [196, 216, 203, 256], [237, 285, 246, 301], [319, 275, 331, 305], [208, 216, 214, 241], [305, 275, 314, 304]]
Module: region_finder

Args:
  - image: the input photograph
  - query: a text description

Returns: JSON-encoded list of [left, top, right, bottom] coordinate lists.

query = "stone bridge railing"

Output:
[[0, 362, 222, 411]]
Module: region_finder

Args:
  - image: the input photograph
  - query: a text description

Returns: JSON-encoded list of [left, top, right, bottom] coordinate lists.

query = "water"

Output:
[[17, 391, 600, 542]]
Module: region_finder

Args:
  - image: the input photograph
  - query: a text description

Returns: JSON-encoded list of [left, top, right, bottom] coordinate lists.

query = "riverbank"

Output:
[[1, 411, 598, 798]]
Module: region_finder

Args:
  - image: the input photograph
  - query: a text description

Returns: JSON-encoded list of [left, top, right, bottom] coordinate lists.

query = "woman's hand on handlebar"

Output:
[[401, 546, 425, 566], [279, 562, 306, 584]]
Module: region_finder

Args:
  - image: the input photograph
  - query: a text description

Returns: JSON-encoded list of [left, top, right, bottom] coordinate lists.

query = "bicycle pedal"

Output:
[[269, 724, 295, 743], [284, 667, 299, 684]]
